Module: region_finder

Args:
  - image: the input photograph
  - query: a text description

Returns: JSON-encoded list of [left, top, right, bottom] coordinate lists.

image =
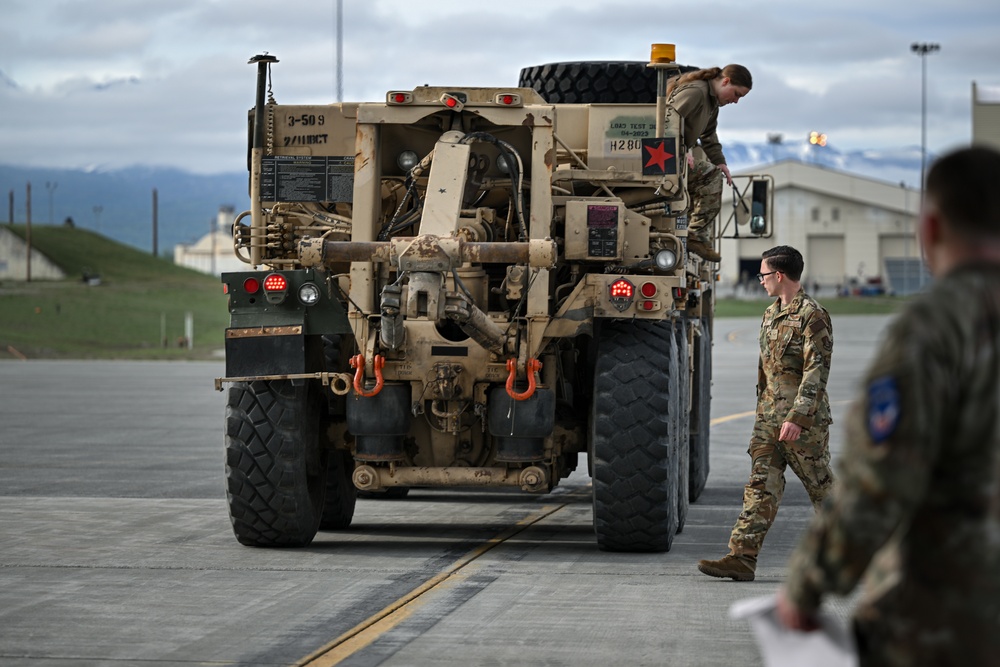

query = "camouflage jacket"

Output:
[[666, 79, 725, 166], [756, 288, 833, 429], [785, 264, 1000, 659]]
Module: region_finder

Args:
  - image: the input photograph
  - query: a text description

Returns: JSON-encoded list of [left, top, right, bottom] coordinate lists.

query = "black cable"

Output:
[[460, 132, 528, 242]]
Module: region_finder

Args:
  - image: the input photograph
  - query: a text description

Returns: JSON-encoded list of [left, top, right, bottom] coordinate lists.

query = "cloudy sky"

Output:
[[2, 0, 998, 175]]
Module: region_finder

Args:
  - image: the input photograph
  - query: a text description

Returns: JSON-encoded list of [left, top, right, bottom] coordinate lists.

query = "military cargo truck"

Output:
[[217, 45, 771, 552]]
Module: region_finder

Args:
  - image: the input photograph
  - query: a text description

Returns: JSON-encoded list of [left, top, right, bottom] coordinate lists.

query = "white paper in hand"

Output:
[[729, 595, 858, 667]]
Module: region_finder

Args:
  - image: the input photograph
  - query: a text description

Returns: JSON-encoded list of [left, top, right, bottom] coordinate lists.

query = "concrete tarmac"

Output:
[[0, 315, 892, 666]]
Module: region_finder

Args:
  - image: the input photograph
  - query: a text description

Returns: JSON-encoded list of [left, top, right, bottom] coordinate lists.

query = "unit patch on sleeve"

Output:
[[867, 375, 901, 445]]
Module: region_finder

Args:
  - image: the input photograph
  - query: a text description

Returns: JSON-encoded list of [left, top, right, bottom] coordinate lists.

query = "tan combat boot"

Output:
[[697, 554, 756, 581], [687, 236, 721, 263]]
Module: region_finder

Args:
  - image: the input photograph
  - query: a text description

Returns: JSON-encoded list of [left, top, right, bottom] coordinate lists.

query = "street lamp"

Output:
[[911, 42, 940, 198], [807, 131, 827, 164], [93, 205, 103, 233]]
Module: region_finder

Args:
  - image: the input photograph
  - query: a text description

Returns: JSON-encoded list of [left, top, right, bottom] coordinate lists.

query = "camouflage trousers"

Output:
[[727, 417, 834, 560], [688, 157, 723, 244]]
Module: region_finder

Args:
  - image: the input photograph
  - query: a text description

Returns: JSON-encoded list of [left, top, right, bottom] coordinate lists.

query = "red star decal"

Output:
[[644, 141, 674, 172]]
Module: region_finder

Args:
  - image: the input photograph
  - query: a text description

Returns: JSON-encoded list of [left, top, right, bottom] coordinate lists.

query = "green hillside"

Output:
[[1, 225, 229, 359]]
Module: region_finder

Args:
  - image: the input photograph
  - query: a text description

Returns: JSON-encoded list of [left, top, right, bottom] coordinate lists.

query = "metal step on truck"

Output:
[[216, 44, 772, 552]]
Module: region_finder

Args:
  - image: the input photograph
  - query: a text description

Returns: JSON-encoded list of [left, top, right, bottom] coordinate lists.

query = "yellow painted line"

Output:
[[709, 400, 851, 427], [710, 410, 757, 426], [299, 397, 857, 664], [296, 499, 576, 667]]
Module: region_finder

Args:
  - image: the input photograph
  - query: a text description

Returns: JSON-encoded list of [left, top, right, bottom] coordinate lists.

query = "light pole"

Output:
[[911, 42, 940, 197], [93, 205, 103, 233], [335, 0, 343, 103]]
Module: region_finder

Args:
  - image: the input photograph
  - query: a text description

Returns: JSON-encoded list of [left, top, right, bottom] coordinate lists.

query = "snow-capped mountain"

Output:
[[727, 140, 925, 188], [0, 140, 928, 255]]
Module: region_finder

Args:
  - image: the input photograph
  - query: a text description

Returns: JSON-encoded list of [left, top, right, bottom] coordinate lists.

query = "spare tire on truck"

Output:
[[518, 61, 698, 104]]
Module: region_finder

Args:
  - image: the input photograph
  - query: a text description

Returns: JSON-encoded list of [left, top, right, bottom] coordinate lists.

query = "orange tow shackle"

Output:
[[505, 357, 542, 401], [350, 354, 385, 398]]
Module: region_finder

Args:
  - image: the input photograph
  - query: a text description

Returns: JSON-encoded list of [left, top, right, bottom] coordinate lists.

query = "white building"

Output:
[[0, 226, 66, 280], [173, 206, 248, 276], [721, 160, 924, 296], [973, 81, 1000, 151]]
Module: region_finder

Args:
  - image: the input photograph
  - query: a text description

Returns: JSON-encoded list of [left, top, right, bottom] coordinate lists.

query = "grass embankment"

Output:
[[715, 296, 906, 318], [1, 225, 229, 360]]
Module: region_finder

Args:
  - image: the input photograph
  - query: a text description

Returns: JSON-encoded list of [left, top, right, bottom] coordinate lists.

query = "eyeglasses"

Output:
[[756, 271, 780, 281]]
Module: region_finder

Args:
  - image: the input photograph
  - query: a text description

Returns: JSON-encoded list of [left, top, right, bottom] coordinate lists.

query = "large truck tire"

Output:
[[674, 323, 691, 532], [225, 380, 327, 547], [318, 333, 358, 530], [591, 320, 680, 552], [689, 318, 713, 501], [518, 61, 698, 104], [319, 450, 356, 530]]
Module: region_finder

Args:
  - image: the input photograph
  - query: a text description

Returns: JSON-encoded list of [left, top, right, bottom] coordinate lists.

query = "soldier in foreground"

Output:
[[777, 146, 1000, 665], [698, 245, 834, 581]]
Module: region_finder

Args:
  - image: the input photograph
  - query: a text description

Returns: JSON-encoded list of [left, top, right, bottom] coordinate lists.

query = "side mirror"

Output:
[[749, 180, 768, 236]]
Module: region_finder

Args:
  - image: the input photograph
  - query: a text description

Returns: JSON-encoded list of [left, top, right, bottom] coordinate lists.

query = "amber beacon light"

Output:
[[650, 43, 676, 63]]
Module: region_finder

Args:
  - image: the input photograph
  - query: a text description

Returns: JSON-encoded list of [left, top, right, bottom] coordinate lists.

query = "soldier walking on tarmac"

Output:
[[776, 146, 1000, 665], [665, 64, 752, 263], [698, 245, 834, 581]]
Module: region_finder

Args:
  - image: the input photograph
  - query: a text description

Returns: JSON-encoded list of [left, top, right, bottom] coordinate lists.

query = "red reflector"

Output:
[[502, 94, 514, 105], [445, 96, 458, 108], [642, 300, 655, 311], [672, 287, 685, 299], [640, 282, 657, 298], [223, 284, 229, 295], [609, 278, 634, 299], [263, 274, 287, 292], [243, 277, 260, 294], [394, 93, 407, 103]]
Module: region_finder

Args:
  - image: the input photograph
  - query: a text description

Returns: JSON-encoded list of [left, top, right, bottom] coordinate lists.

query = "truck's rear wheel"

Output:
[[319, 450, 356, 530], [318, 333, 357, 530], [225, 380, 327, 547], [591, 320, 680, 552], [674, 324, 691, 532], [689, 318, 713, 501], [518, 61, 698, 104]]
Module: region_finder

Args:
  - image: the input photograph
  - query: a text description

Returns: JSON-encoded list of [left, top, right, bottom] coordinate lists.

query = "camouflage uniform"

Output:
[[688, 157, 723, 246], [785, 264, 1000, 666], [728, 288, 835, 563], [666, 80, 725, 247]]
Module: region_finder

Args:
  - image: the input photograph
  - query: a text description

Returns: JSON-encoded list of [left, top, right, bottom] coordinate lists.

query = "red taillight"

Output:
[[263, 274, 287, 292], [387, 91, 413, 104], [608, 278, 636, 312], [494, 93, 522, 106], [641, 301, 656, 311], [609, 278, 634, 299], [640, 282, 657, 298], [243, 277, 260, 294], [440, 92, 466, 110]]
